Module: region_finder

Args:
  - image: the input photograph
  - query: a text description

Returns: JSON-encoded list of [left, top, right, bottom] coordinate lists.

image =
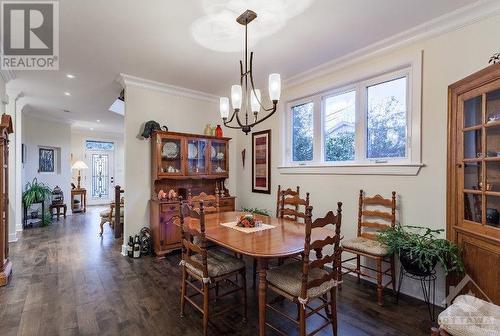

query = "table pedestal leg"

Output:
[[258, 258, 268, 336]]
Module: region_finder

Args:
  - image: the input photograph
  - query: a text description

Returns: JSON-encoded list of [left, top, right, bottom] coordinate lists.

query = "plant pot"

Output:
[[399, 249, 437, 276]]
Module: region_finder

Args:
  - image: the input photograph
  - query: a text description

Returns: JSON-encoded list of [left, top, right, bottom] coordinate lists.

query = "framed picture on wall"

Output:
[[252, 129, 271, 194], [38, 147, 55, 173]]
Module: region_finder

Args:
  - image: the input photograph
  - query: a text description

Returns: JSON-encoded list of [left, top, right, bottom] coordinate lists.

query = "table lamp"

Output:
[[71, 160, 88, 189]]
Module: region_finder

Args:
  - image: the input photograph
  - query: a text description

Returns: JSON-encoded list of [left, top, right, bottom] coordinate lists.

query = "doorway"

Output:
[[84, 140, 115, 205]]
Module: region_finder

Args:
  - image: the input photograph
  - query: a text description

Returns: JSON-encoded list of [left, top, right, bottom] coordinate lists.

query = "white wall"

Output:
[[71, 130, 124, 204], [123, 84, 237, 248], [22, 114, 72, 211], [234, 14, 500, 303]]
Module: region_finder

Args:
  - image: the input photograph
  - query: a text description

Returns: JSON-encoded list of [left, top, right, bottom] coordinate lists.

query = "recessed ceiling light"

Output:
[[64, 92, 71, 96], [96, 119, 100, 123], [90, 127, 94, 131], [66, 74, 75, 79]]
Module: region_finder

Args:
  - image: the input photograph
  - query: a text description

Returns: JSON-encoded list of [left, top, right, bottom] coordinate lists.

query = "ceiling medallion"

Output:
[[219, 10, 281, 135]]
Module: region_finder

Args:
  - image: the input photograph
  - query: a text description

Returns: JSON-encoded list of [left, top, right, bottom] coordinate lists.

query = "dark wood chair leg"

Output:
[[299, 303, 306, 336], [376, 258, 383, 306], [180, 268, 187, 317], [356, 255, 361, 283], [203, 282, 209, 336], [253, 258, 257, 288], [241, 269, 247, 323], [390, 255, 396, 295], [215, 282, 219, 302], [330, 288, 338, 336]]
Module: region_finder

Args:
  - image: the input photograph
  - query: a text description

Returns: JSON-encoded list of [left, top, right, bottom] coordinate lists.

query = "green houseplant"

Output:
[[378, 225, 464, 276], [240, 207, 270, 216], [23, 178, 52, 207]]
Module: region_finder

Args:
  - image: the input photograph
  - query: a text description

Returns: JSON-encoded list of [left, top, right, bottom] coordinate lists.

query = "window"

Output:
[[85, 140, 114, 151], [366, 77, 407, 159], [324, 90, 356, 162], [282, 62, 422, 175], [291, 102, 314, 162]]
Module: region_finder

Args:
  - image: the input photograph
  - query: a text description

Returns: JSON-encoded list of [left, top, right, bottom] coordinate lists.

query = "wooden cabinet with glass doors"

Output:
[[448, 63, 500, 304]]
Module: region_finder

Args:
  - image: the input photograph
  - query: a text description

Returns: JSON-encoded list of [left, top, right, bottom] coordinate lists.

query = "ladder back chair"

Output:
[[265, 203, 343, 336], [340, 190, 397, 306], [179, 201, 247, 336], [280, 191, 310, 223], [188, 191, 219, 214], [276, 185, 300, 218]]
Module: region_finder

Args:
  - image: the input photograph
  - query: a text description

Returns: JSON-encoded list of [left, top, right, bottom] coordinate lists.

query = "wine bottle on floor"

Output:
[[133, 235, 141, 258], [127, 236, 134, 258]]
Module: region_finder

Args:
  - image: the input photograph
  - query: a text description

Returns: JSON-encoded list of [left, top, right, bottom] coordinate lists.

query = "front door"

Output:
[[86, 150, 114, 205]]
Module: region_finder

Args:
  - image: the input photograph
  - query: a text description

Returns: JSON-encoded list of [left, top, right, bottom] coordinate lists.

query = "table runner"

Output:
[[220, 221, 276, 233]]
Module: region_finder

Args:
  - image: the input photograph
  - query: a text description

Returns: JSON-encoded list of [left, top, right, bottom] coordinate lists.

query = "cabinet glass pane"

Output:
[[464, 96, 482, 127], [463, 129, 482, 159], [486, 126, 500, 157], [161, 138, 181, 174], [486, 161, 500, 192], [464, 193, 482, 223], [486, 196, 500, 228], [464, 162, 482, 190], [187, 139, 207, 174], [210, 142, 227, 174], [486, 88, 500, 123]]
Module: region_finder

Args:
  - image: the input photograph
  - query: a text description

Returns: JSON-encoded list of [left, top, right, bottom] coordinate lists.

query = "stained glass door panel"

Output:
[[91, 153, 109, 199]]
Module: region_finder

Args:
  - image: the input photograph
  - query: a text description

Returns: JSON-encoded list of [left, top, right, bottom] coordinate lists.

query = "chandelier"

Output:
[[219, 10, 281, 135]]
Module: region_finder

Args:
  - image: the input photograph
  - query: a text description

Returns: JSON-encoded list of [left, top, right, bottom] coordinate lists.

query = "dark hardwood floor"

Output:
[[0, 207, 436, 336]]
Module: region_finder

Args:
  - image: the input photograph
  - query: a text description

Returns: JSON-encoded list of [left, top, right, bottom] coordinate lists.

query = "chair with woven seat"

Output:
[[275, 185, 300, 218], [188, 191, 219, 214], [340, 190, 397, 306], [179, 200, 247, 336], [265, 203, 343, 336], [99, 200, 123, 235]]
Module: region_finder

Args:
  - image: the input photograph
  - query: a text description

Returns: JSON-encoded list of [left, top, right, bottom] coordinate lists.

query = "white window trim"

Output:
[[280, 51, 423, 176]]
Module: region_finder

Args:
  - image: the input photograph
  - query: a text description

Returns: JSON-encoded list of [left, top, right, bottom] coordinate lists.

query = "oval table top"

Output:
[[183, 211, 335, 258]]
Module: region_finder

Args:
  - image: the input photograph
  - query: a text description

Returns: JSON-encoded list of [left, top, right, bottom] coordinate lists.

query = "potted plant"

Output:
[[23, 178, 52, 207], [378, 225, 464, 276]]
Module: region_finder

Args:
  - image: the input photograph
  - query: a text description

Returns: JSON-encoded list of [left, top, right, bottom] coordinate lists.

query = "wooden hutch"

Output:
[[0, 114, 13, 286], [447, 63, 500, 304], [149, 131, 235, 258]]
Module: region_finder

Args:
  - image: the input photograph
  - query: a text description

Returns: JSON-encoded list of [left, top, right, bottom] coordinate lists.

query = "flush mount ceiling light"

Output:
[[66, 74, 75, 79], [219, 10, 281, 135], [191, 0, 314, 52], [64, 92, 71, 96]]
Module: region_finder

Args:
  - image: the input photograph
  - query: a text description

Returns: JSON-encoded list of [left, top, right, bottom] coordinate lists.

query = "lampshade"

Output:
[[219, 97, 230, 119], [231, 85, 242, 110], [250, 89, 261, 113], [268, 73, 281, 101], [71, 160, 88, 170]]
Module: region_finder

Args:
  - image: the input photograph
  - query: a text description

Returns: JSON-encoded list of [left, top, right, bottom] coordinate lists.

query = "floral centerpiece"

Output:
[[237, 214, 256, 228]]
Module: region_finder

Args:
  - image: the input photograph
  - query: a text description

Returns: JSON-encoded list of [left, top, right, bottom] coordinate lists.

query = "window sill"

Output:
[[277, 163, 424, 176]]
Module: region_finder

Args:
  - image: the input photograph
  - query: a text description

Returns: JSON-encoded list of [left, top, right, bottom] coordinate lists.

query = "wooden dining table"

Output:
[[182, 211, 336, 336]]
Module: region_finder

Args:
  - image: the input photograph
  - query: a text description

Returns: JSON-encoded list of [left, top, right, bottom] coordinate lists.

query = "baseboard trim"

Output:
[[8, 233, 17, 243], [121, 244, 128, 257]]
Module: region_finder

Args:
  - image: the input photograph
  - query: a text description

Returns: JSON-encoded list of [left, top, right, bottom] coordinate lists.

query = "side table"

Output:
[[71, 188, 87, 213]]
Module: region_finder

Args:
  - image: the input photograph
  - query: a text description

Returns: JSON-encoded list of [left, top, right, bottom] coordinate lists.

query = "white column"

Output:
[[5, 89, 23, 242]]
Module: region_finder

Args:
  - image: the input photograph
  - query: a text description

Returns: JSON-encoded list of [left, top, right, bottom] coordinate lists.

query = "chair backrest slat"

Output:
[[189, 191, 219, 214], [300, 203, 342, 298], [357, 190, 396, 240], [276, 185, 300, 218], [280, 192, 310, 223]]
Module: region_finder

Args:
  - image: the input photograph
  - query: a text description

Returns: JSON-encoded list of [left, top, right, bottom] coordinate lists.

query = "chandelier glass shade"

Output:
[[219, 10, 281, 134]]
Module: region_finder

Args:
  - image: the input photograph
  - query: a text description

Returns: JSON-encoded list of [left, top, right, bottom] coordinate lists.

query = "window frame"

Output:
[[281, 57, 422, 176]]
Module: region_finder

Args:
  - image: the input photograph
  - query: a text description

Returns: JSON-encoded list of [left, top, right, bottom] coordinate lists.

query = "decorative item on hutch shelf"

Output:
[[141, 120, 168, 139], [158, 189, 167, 200], [215, 124, 223, 137], [219, 10, 281, 135], [168, 189, 177, 200]]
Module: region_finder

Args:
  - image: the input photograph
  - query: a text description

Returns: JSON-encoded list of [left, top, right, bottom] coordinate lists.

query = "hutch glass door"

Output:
[[160, 135, 184, 176], [460, 85, 500, 233], [186, 138, 207, 175], [209, 140, 227, 175]]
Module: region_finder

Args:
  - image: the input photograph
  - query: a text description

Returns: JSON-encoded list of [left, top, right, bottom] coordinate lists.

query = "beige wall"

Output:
[[234, 14, 500, 301], [123, 85, 238, 245]]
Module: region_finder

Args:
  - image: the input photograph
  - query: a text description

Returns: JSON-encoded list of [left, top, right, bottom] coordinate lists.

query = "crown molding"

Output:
[[117, 73, 219, 103], [285, 0, 500, 88], [0, 69, 15, 83]]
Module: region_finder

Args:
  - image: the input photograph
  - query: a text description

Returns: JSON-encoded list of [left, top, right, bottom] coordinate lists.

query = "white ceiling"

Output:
[[8, 0, 483, 133]]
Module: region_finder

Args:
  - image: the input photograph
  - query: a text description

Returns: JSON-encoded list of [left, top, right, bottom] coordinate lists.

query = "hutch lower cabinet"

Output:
[[448, 63, 500, 304], [149, 131, 235, 257]]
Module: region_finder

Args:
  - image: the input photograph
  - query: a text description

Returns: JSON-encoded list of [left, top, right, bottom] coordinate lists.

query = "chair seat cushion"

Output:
[[266, 261, 336, 299], [185, 250, 245, 279], [438, 295, 500, 336], [342, 237, 389, 256], [99, 208, 124, 218]]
